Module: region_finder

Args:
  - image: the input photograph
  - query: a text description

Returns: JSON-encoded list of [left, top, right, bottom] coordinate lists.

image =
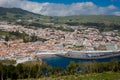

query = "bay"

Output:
[[42, 55, 120, 69]]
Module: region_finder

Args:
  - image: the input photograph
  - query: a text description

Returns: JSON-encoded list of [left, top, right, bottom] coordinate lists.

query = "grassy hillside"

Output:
[[0, 7, 120, 32], [0, 7, 41, 21], [0, 7, 120, 24], [45, 15, 120, 32], [55, 15, 120, 24], [38, 72, 120, 80]]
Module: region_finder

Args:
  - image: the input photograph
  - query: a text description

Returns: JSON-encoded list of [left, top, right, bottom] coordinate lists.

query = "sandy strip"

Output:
[[36, 54, 56, 58]]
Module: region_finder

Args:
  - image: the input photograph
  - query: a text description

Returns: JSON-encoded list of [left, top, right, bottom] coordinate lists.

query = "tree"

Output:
[[5, 35, 9, 41], [31, 35, 37, 42], [0, 64, 4, 80], [67, 61, 77, 74]]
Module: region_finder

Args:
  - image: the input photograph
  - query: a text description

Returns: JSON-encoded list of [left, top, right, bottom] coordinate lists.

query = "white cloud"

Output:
[[0, 0, 119, 16], [114, 12, 120, 16]]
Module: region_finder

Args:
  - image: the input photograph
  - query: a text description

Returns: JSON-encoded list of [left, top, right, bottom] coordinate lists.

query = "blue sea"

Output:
[[42, 55, 120, 69]]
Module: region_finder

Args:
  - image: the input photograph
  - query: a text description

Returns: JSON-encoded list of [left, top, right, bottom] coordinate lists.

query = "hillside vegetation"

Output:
[[56, 15, 120, 24], [0, 60, 120, 80], [38, 72, 120, 80], [0, 7, 120, 24], [0, 7, 120, 32], [0, 7, 41, 21]]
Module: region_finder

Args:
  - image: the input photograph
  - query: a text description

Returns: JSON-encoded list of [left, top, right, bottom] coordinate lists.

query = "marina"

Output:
[[40, 50, 120, 68]]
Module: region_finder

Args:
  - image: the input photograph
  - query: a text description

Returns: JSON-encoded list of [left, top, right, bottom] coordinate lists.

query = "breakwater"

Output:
[[56, 50, 120, 60]]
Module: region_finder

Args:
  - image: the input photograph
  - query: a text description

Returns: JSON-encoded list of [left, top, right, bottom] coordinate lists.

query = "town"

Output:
[[0, 21, 120, 63]]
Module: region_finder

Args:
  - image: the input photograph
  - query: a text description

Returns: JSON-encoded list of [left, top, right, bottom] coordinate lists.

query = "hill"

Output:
[[56, 15, 120, 24], [0, 7, 120, 24], [0, 7, 120, 32], [0, 7, 41, 21], [39, 72, 120, 80]]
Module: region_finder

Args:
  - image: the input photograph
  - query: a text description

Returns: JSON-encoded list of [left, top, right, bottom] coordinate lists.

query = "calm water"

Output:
[[42, 55, 120, 69]]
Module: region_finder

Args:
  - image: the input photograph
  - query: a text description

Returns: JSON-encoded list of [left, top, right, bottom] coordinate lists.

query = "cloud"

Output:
[[0, 0, 119, 16], [114, 12, 120, 16]]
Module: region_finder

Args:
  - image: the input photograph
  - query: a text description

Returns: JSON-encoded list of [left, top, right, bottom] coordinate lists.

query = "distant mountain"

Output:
[[0, 7, 120, 24], [0, 7, 120, 32], [0, 7, 41, 21]]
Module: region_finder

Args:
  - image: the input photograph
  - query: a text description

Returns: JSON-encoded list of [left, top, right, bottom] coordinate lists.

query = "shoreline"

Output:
[[56, 53, 120, 60], [36, 54, 55, 59], [36, 53, 120, 60], [35, 50, 120, 60]]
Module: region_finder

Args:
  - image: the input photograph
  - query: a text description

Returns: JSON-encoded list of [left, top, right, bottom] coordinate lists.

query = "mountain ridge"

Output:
[[0, 7, 120, 26], [0, 7, 42, 21]]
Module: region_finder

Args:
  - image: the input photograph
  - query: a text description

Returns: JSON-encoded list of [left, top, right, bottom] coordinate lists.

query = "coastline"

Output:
[[35, 50, 120, 60], [36, 54, 56, 59], [56, 51, 120, 60], [56, 53, 120, 60]]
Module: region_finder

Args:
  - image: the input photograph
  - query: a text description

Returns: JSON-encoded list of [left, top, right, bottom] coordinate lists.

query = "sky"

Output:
[[0, 0, 120, 16], [29, 0, 120, 7]]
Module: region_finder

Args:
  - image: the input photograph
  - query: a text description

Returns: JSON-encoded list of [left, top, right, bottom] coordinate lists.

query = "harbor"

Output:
[[42, 54, 120, 68], [56, 50, 120, 60], [34, 50, 120, 60]]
